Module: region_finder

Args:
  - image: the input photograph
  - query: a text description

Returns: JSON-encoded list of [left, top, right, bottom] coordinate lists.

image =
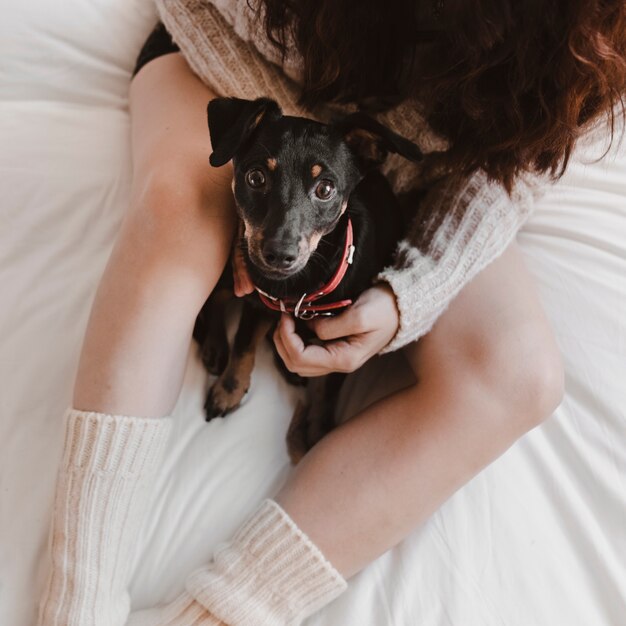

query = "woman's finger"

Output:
[[273, 327, 328, 377], [308, 302, 371, 341], [273, 319, 317, 376], [278, 315, 337, 372], [276, 314, 363, 375], [272, 326, 292, 369], [307, 309, 354, 342], [278, 314, 306, 354], [309, 285, 400, 356]]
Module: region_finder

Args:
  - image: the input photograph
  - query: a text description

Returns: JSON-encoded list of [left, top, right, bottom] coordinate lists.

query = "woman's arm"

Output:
[[274, 170, 542, 375], [377, 170, 542, 352]]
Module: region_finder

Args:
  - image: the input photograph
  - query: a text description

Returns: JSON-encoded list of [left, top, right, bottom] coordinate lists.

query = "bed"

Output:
[[1, 1, 625, 624]]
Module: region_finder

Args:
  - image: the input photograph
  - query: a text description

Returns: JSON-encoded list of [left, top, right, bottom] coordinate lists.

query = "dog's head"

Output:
[[207, 97, 422, 280]]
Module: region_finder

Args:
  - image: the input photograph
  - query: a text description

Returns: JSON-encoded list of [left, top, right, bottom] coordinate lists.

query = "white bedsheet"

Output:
[[1, 1, 625, 625]]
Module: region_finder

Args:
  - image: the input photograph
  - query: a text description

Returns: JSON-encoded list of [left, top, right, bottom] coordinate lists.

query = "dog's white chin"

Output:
[[250, 255, 309, 281]]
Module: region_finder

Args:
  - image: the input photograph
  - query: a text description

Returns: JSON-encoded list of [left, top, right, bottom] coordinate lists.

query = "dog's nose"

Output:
[[262, 239, 298, 269]]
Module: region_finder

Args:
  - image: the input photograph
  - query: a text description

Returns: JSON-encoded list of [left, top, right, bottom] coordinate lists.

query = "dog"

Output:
[[193, 97, 422, 462]]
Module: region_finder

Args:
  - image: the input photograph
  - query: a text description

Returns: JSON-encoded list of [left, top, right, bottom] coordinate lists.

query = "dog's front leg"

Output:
[[286, 372, 346, 464], [195, 287, 231, 376], [204, 302, 273, 420]]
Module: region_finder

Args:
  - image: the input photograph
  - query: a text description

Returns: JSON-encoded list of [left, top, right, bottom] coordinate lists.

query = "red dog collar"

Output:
[[254, 218, 356, 320]]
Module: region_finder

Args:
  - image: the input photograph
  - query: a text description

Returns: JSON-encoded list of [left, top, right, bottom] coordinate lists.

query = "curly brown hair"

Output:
[[255, 0, 626, 190]]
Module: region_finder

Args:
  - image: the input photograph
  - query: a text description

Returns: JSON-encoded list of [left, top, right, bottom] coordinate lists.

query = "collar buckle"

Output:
[[293, 292, 308, 319]]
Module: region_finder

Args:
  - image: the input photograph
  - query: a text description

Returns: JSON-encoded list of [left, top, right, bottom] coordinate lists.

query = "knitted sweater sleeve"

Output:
[[377, 171, 542, 353], [156, 0, 306, 115]]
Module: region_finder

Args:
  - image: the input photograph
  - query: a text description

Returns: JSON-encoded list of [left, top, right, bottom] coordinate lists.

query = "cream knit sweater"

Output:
[[155, 0, 543, 352]]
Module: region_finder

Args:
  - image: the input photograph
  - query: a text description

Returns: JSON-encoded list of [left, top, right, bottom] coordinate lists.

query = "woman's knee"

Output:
[[467, 323, 564, 428], [528, 340, 565, 425], [108, 158, 236, 309], [409, 320, 564, 432], [127, 53, 237, 251], [405, 246, 565, 432], [130, 159, 235, 232]]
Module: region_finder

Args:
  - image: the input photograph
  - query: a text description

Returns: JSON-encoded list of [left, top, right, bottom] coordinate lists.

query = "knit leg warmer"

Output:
[[37, 409, 172, 626], [128, 500, 347, 626], [38, 410, 346, 626]]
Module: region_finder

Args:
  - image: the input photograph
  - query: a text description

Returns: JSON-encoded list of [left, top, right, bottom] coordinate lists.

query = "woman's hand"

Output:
[[273, 284, 400, 377]]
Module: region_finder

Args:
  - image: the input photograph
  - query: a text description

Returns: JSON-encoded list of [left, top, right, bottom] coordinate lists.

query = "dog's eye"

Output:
[[315, 179, 335, 200], [246, 168, 266, 189]]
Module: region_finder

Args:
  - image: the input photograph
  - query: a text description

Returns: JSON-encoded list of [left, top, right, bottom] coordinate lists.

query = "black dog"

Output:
[[193, 97, 422, 461]]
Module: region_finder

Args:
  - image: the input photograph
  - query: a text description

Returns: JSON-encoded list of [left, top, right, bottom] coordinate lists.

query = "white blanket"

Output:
[[1, 1, 625, 625]]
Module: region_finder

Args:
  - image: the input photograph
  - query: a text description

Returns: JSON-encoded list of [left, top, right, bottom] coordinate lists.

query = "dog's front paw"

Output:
[[204, 374, 248, 421]]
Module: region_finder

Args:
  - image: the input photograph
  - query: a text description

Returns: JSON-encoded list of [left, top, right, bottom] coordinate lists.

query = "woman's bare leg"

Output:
[[73, 53, 236, 418], [277, 243, 564, 577], [39, 54, 240, 626]]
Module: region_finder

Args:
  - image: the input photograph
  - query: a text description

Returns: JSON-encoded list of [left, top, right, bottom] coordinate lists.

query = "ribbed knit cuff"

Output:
[[376, 249, 440, 354], [186, 500, 347, 626], [38, 409, 172, 626], [127, 590, 223, 626], [61, 409, 172, 475]]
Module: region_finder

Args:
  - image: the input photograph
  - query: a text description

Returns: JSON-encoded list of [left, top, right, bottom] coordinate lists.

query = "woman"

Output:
[[38, 1, 626, 625]]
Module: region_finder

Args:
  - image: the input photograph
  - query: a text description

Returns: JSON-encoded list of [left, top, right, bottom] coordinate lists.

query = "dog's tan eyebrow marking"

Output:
[[311, 164, 323, 178], [266, 157, 277, 171]]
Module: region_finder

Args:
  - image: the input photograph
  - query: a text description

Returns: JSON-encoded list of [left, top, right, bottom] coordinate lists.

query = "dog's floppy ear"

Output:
[[207, 97, 282, 167], [337, 112, 423, 168]]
